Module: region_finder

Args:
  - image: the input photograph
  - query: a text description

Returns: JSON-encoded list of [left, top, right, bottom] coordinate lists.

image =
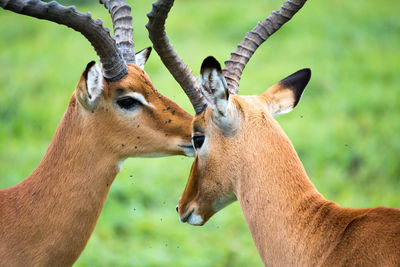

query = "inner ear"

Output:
[[76, 61, 104, 111], [135, 47, 152, 69], [200, 56, 239, 136], [199, 56, 230, 115]]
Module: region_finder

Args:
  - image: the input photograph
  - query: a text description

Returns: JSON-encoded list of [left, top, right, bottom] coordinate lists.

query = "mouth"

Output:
[[180, 208, 194, 223], [178, 144, 195, 157], [180, 208, 204, 226]]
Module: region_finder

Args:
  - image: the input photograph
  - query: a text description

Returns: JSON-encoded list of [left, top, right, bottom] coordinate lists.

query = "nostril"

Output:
[[176, 205, 179, 213]]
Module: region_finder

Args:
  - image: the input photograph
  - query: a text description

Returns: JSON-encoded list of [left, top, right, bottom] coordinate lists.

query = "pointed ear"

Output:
[[76, 61, 104, 111], [135, 47, 152, 69], [199, 56, 239, 135], [199, 56, 230, 116], [262, 68, 311, 116]]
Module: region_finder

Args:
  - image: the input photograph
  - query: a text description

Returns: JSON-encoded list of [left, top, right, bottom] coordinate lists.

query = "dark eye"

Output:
[[117, 97, 142, 110], [192, 135, 205, 150]]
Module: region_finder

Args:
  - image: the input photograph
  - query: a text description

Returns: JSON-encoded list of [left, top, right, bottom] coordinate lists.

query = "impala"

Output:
[[0, 0, 194, 265], [147, 0, 400, 265]]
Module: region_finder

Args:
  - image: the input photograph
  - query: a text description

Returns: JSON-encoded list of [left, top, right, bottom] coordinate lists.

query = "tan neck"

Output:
[[234, 118, 342, 265], [0, 99, 121, 266]]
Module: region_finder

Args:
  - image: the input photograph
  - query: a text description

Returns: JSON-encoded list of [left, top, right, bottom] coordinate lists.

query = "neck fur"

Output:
[[0, 97, 120, 266], [234, 112, 342, 265]]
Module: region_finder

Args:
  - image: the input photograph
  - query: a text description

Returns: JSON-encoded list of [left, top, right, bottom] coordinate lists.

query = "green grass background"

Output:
[[1, 0, 399, 266]]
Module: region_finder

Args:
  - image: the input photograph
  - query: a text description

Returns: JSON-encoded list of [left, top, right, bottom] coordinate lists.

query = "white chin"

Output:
[[187, 213, 203, 225], [182, 146, 195, 157]]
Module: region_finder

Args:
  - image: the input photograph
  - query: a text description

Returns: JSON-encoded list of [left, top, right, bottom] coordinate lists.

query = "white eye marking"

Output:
[[188, 213, 203, 225], [131, 92, 153, 108]]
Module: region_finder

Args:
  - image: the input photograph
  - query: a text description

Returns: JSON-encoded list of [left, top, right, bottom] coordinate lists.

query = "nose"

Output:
[[176, 205, 179, 213]]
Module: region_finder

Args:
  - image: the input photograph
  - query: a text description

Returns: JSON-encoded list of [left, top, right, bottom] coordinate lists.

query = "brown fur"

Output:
[[0, 64, 193, 266], [178, 89, 400, 266]]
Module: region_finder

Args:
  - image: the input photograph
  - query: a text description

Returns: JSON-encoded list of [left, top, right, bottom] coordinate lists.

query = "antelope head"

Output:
[[179, 57, 310, 225], [147, 0, 309, 225], [1, 0, 194, 159], [74, 58, 194, 158]]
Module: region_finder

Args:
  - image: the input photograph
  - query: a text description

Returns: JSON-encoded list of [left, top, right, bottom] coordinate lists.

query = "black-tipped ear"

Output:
[[135, 47, 152, 69], [83, 61, 96, 81], [201, 56, 222, 73], [279, 68, 311, 108], [77, 62, 103, 111], [199, 56, 237, 135], [262, 68, 311, 116]]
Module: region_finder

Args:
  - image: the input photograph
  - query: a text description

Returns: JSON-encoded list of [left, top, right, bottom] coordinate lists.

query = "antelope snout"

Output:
[[178, 204, 204, 226]]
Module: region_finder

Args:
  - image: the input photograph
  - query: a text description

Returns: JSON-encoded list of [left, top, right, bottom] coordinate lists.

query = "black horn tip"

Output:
[[201, 56, 222, 73]]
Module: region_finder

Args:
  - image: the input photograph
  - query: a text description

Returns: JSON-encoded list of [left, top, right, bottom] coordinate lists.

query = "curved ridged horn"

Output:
[[100, 0, 135, 64], [223, 0, 307, 94], [1, 0, 127, 82], [146, 0, 206, 114]]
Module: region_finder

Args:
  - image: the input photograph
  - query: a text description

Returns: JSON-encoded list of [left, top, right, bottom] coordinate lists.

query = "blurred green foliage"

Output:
[[0, 0, 399, 266]]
